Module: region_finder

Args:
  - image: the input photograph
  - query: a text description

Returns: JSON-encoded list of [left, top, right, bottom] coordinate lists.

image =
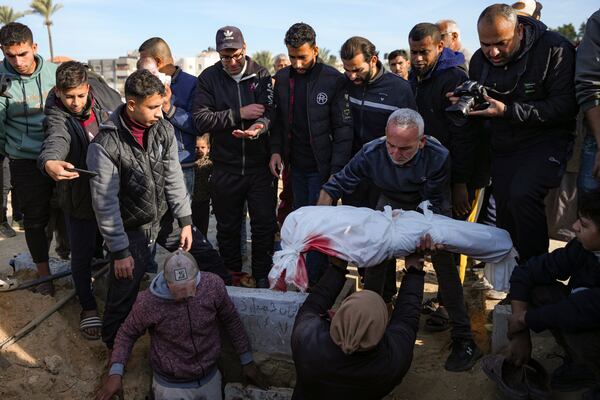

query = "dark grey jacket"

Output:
[[322, 136, 451, 216], [87, 105, 192, 259], [271, 62, 353, 179], [575, 9, 600, 113], [39, 76, 121, 220]]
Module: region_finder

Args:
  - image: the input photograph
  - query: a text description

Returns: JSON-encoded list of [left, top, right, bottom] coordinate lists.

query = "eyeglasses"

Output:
[[440, 31, 456, 38], [220, 51, 245, 62]]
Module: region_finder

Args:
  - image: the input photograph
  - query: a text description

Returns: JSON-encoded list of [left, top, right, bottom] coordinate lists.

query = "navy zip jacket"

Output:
[[510, 239, 600, 333], [322, 136, 451, 216], [291, 265, 425, 400], [192, 57, 273, 175], [469, 16, 577, 154], [347, 61, 416, 152], [164, 67, 200, 164], [409, 48, 481, 185]]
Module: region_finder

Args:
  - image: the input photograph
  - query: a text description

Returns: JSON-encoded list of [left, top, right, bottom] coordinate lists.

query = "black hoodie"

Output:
[[469, 16, 577, 154]]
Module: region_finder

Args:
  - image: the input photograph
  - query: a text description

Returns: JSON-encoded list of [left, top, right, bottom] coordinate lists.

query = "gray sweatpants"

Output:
[[152, 370, 222, 400]]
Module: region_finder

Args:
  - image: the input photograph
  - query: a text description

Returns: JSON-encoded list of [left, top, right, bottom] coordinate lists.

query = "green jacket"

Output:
[[0, 54, 57, 159]]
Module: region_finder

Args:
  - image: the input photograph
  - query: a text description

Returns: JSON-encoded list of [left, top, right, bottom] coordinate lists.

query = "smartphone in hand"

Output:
[[65, 167, 98, 177]]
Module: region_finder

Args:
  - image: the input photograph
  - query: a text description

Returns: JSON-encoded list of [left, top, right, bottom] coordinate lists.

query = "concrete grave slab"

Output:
[[226, 287, 307, 356]]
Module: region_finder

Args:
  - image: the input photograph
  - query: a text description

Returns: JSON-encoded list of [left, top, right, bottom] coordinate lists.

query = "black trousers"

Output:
[[102, 213, 229, 348], [9, 159, 55, 263], [209, 167, 277, 280], [492, 138, 569, 262], [66, 215, 102, 311], [364, 194, 473, 340], [530, 284, 600, 379], [192, 199, 210, 238]]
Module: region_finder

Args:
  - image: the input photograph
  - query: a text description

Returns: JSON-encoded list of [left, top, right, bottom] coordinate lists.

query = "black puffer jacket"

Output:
[[87, 105, 192, 259], [38, 76, 122, 220], [347, 61, 416, 152], [270, 61, 353, 179], [409, 48, 485, 186], [192, 57, 273, 175], [469, 16, 577, 154]]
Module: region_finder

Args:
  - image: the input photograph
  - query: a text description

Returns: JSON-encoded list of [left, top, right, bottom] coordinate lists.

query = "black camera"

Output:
[[445, 80, 490, 126], [0, 73, 14, 98]]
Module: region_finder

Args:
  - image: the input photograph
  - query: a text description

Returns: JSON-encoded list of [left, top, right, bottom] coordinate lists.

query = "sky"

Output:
[[7, 0, 600, 62]]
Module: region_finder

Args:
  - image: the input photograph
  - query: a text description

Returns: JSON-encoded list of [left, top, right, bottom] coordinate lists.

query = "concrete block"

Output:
[[491, 304, 511, 353], [224, 383, 293, 400], [226, 287, 307, 356]]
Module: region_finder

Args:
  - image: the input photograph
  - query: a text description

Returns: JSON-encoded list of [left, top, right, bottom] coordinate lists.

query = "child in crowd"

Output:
[[499, 194, 600, 398], [192, 134, 212, 237]]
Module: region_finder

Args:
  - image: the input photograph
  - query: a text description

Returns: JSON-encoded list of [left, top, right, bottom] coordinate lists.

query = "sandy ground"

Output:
[[0, 213, 581, 400]]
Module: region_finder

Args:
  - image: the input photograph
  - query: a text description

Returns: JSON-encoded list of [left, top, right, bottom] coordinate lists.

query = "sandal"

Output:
[[424, 306, 450, 332], [33, 281, 55, 296], [481, 354, 529, 400], [230, 271, 256, 288], [80, 312, 102, 341]]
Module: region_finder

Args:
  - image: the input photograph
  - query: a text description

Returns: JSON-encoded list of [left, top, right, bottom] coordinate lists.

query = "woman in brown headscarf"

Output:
[[291, 254, 426, 400]]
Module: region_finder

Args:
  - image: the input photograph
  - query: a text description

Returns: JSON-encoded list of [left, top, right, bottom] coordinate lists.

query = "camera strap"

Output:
[[479, 52, 530, 97]]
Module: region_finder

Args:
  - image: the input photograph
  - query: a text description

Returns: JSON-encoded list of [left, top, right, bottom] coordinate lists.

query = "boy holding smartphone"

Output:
[[38, 61, 121, 339]]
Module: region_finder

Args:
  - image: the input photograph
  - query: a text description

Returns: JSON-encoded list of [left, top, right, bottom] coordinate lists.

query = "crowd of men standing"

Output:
[[0, 0, 599, 399]]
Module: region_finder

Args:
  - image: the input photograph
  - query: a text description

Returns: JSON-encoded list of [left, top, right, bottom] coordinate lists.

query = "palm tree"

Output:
[[0, 6, 31, 25], [252, 51, 274, 74], [318, 47, 338, 67], [29, 0, 63, 59]]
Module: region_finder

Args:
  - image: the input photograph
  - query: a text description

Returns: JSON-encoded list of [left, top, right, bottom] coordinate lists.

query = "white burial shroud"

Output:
[[269, 201, 518, 292]]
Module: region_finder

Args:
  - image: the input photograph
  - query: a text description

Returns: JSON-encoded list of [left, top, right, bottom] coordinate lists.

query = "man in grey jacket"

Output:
[[87, 70, 228, 350], [576, 8, 600, 195]]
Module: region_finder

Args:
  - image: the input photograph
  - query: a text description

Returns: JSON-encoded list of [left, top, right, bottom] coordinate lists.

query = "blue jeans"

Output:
[[291, 168, 328, 285], [578, 134, 600, 194], [291, 169, 322, 209]]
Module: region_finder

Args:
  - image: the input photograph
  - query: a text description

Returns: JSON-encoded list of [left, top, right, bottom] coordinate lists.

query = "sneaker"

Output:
[[445, 338, 483, 372], [11, 219, 24, 231], [551, 360, 597, 392], [0, 221, 16, 238]]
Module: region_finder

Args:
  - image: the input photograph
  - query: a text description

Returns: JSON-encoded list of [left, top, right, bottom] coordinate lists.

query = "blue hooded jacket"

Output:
[[164, 67, 200, 165]]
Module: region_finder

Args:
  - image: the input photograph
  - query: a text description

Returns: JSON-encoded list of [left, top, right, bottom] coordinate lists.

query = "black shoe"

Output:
[[551, 360, 597, 392], [0, 221, 16, 238], [255, 278, 270, 289], [445, 338, 483, 372]]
